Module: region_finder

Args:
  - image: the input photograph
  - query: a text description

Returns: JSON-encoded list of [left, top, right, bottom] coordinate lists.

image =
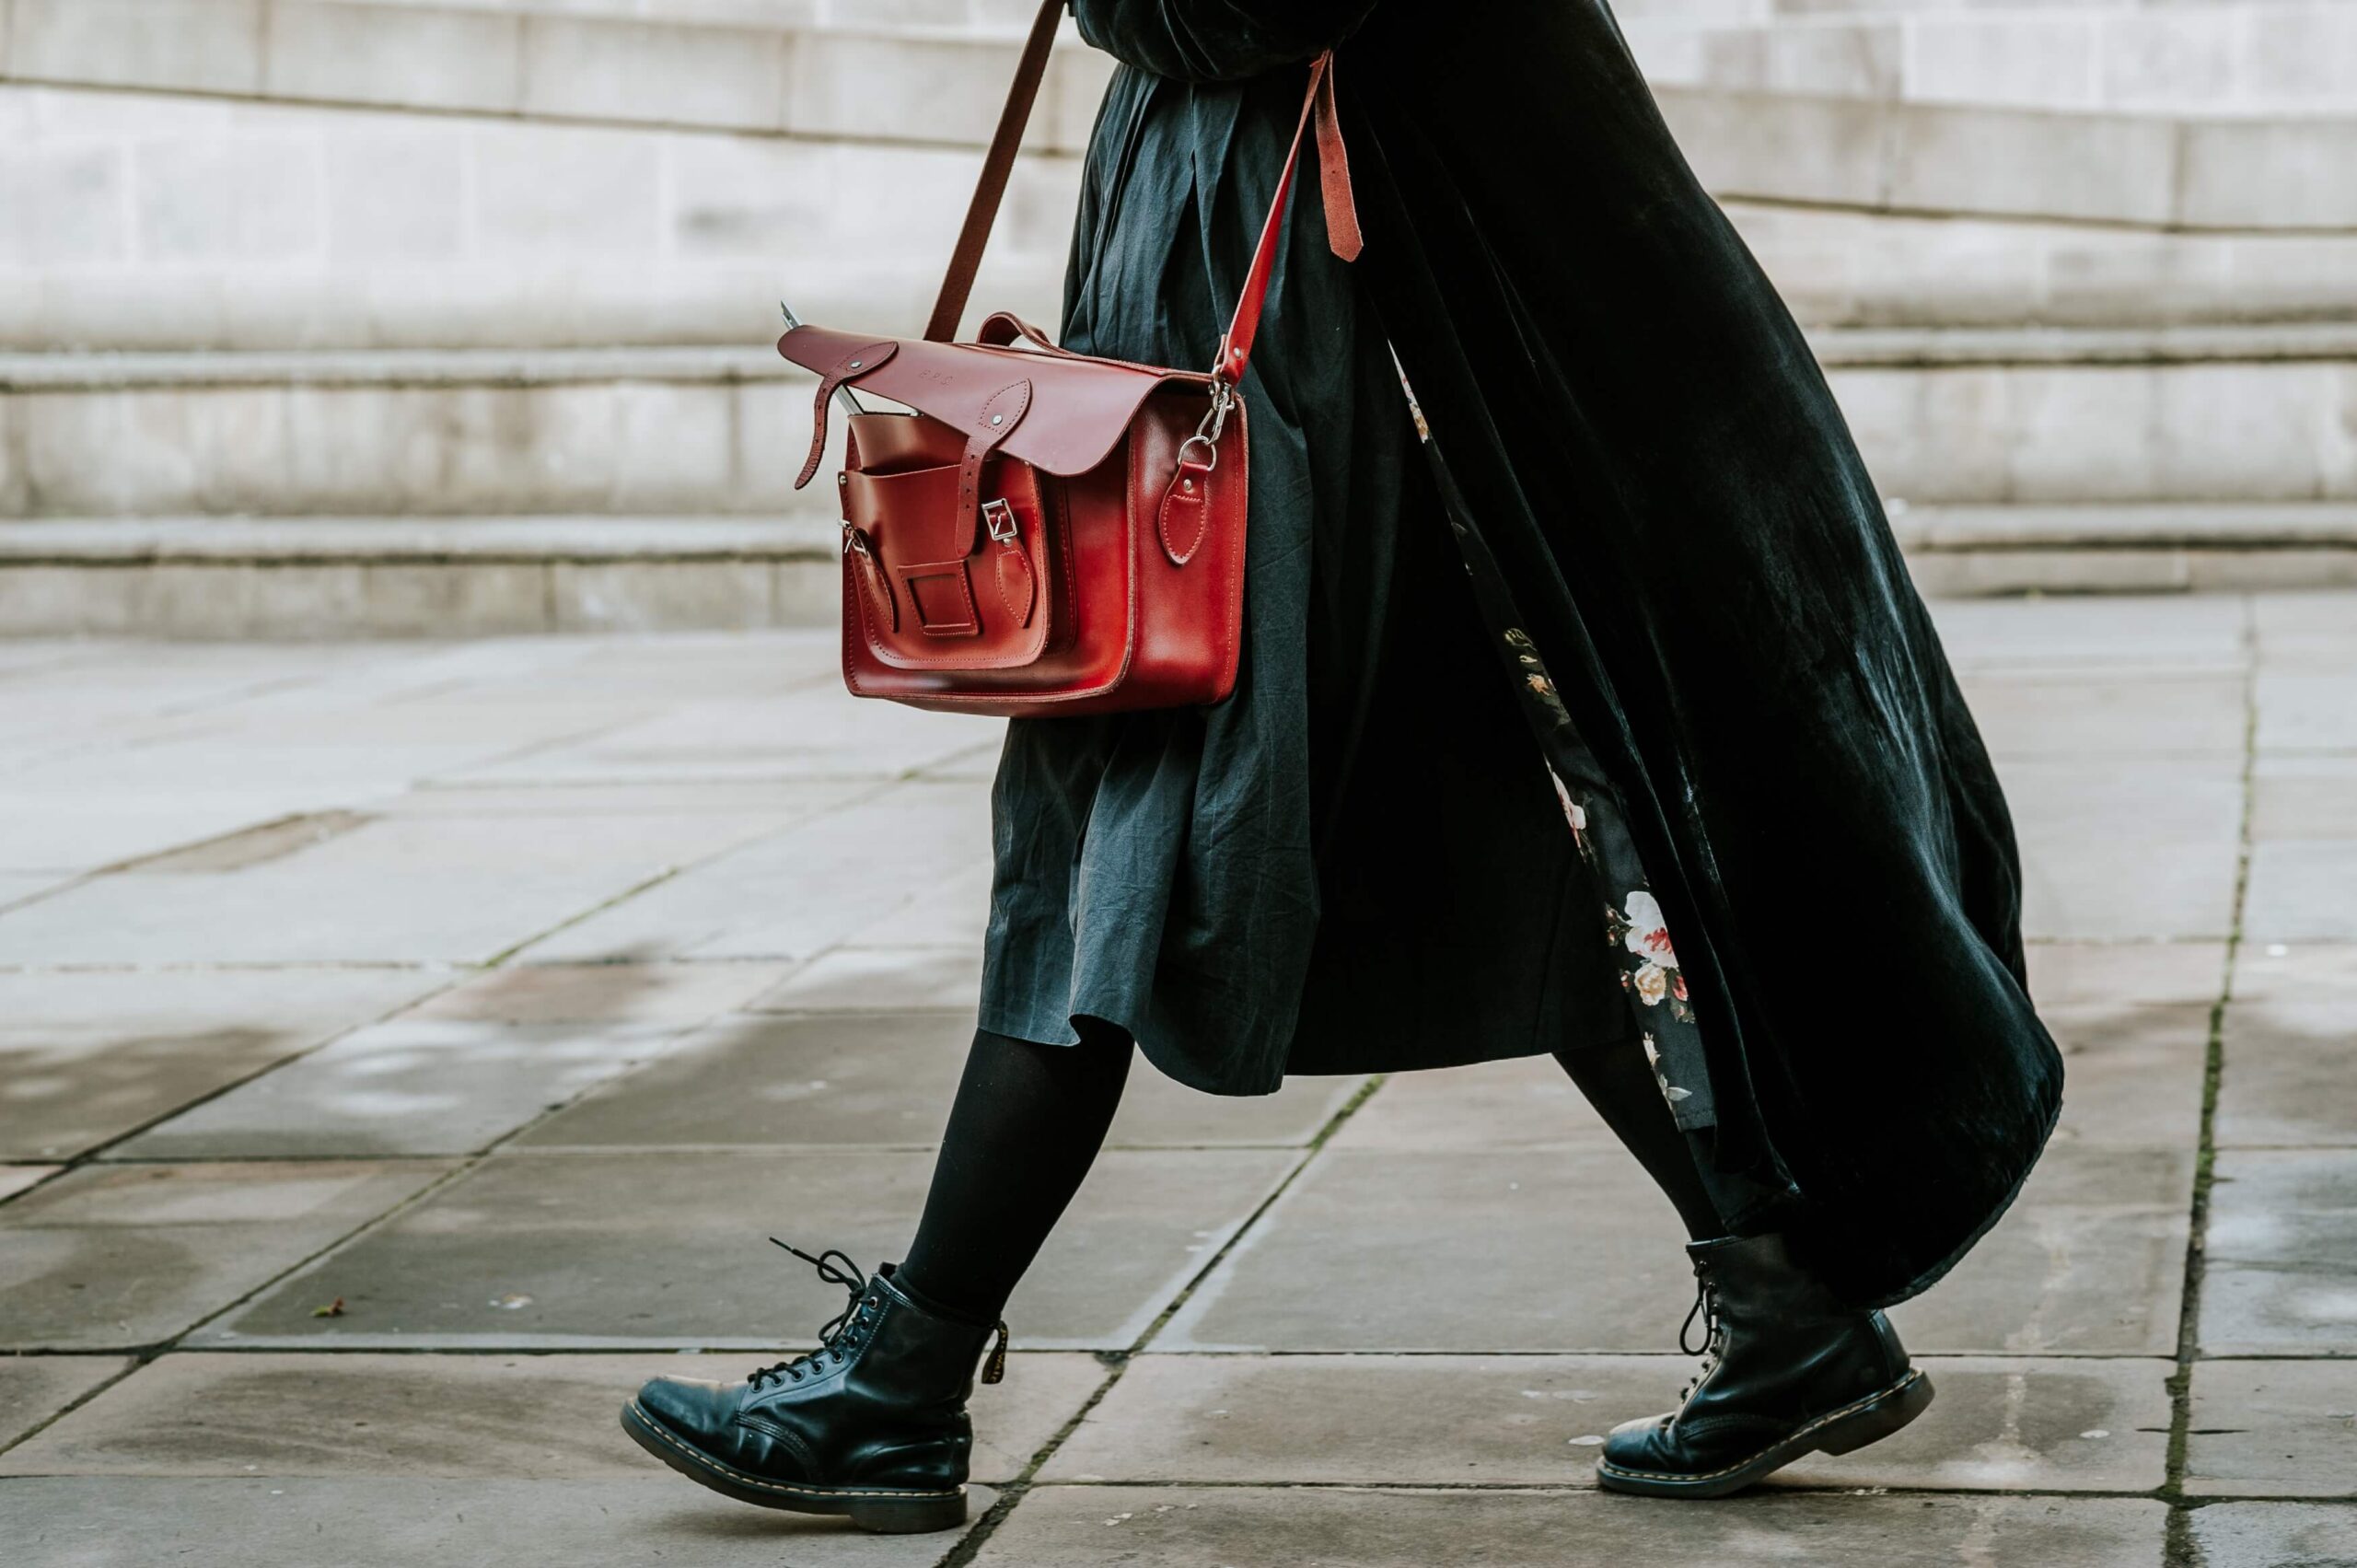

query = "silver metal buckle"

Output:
[[982, 498, 1020, 544]]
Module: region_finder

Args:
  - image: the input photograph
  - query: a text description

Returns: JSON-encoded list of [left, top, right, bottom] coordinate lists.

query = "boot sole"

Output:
[[1594, 1367, 1935, 1500], [620, 1398, 969, 1534]]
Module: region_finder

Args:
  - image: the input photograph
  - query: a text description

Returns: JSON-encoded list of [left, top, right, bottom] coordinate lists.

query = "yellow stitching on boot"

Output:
[[1596, 1370, 1924, 1485], [627, 1401, 963, 1501]]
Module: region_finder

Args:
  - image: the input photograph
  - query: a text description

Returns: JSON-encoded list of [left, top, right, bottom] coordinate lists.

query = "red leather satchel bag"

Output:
[[777, 0, 1357, 715]]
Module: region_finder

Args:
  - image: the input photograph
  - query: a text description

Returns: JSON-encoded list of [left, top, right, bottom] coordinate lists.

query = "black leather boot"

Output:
[[621, 1243, 1007, 1534], [1596, 1233, 1933, 1498]]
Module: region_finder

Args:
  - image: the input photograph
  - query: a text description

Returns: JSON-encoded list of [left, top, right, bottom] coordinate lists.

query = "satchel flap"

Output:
[[781, 324, 1204, 478]]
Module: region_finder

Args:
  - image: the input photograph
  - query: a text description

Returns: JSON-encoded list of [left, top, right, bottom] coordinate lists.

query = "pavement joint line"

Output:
[[453, 766, 919, 970], [2159, 591, 2258, 1568], [14, 962, 479, 1191], [122, 796, 979, 1368], [1, 776, 917, 1365], [934, 1074, 1391, 1566]]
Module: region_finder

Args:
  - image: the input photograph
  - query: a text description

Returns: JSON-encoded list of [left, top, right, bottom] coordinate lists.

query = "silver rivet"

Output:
[[990, 414, 1004, 425], [1183, 479, 1195, 491], [848, 359, 863, 369]]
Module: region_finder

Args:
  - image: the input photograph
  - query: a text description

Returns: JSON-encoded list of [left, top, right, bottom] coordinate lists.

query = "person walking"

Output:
[[621, 0, 2063, 1532]]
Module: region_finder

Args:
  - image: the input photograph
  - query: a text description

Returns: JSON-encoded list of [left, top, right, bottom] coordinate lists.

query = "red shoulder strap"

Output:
[[923, 0, 1359, 388]]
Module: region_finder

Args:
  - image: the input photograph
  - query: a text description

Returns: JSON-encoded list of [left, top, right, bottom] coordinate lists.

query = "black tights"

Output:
[[896, 1026, 1724, 1325], [897, 1024, 1133, 1323]]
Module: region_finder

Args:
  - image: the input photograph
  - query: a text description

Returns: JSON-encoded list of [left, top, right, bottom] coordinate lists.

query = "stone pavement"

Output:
[[0, 592, 2351, 1567]]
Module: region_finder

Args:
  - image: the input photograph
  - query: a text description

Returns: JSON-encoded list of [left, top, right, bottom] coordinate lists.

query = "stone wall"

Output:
[[0, 0, 2351, 630]]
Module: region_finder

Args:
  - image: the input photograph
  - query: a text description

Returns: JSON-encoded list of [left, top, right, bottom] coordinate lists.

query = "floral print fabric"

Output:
[[1399, 364, 1715, 1130]]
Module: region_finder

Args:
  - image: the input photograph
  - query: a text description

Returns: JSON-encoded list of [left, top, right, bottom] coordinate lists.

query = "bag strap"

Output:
[[923, 0, 1361, 389]]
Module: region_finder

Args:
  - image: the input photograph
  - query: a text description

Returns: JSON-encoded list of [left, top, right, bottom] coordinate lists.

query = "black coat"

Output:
[[987, 0, 2063, 1308]]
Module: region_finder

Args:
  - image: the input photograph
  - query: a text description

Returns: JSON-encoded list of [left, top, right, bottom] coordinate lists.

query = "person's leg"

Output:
[[625, 1022, 1132, 1533], [1552, 1042, 1934, 1498], [1552, 1040, 1725, 1241], [897, 1022, 1134, 1321]]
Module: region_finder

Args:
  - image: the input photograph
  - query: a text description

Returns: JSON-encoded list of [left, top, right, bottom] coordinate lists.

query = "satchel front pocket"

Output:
[[840, 458, 1054, 667]]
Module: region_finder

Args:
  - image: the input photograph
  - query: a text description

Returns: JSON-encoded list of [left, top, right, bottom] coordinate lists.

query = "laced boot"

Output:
[[1596, 1233, 1933, 1498], [621, 1242, 1008, 1534]]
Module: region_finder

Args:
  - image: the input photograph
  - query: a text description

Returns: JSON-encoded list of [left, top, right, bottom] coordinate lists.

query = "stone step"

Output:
[[1896, 502, 2357, 596], [7, 330, 2356, 518], [1620, 1, 2357, 119], [2, 503, 2351, 637], [0, 515, 838, 637], [1730, 204, 2357, 331]]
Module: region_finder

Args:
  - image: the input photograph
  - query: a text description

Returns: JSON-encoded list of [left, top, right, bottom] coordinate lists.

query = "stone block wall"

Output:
[[1617, 0, 2357, 117], [0, 0, 2351, 623]]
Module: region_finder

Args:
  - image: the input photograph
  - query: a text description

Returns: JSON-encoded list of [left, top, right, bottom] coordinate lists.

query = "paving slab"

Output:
[[0, 1476, 992, 1568], [839, 862, 995, 947], [1929, 594, 2247, 673], [970, 1485, 2168, 1567], [0, 968, 446, 1160], [110, 1018, 693, 1160], [746, 946, 985, 1012], [2233, 942, 2357, 1005], [2257, 670, 2357, 753], [2253, 592, 2357, 659], [442, 687, 983, 785], [2189, 1502, 2357, 1568], [0, 807, 798, 966], [2185, 1360, 2357, 1499], [0, 873, 68, 906], [2244, 841, 2357, 942], [529, 633, 838, 698], [1167, 1137, 2182, 1357], [0, 1160, 456, 1351], [381, 779, 853, 820], [2251, 755, 2357, 839], [1999, 758, 2245, 940], [1960, 671, 2246, 758], [0, 1167, 62, 1202], [523, 781, 992, 962], [0, 789, 352, 878], [2026, 941, 2227, 1007], [406, 959, 795, 1026], [205, 1146, 1295, 1351], [0, 1357, 132, 1452], [1156, 1146, 1695, 1353], [2038, 1000, 2212, 1151], [519, 1012, 1363, 1152], [2201, 1148, 2357, 1354], [2217, 996, 2357, 1147], [1891, 1144, 2193, 1356], [1041, 1353, 2169, 1493], [0, 1350, 1106, 1487], [1329, 1055, 1618, 1152]]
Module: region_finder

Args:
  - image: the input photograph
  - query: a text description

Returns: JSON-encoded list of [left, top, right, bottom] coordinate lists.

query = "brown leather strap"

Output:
[[923, 0, 1358, 385], [923, 0, 1066, 343]]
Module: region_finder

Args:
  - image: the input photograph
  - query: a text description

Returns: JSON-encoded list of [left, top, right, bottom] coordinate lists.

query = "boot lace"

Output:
[[1675, 1259, 1723, 1406], [746, 1240, 877, 1390]]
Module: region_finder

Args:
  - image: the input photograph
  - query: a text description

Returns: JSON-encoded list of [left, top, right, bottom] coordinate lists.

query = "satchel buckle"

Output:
[[982, 497, 1020, 544]]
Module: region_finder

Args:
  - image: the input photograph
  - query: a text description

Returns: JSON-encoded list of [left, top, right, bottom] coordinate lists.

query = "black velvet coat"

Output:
[[987, 0, 2063, 1307]]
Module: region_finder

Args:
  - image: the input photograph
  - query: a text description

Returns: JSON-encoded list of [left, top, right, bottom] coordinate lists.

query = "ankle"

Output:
[[887, 1262, 1004, 1330]]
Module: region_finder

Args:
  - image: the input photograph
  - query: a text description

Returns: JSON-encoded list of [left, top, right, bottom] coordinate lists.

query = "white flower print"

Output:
[[1548, 769, 1587, 834], [1632, 961, 1670, 1005], [1620, 890, 1678, 970]]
